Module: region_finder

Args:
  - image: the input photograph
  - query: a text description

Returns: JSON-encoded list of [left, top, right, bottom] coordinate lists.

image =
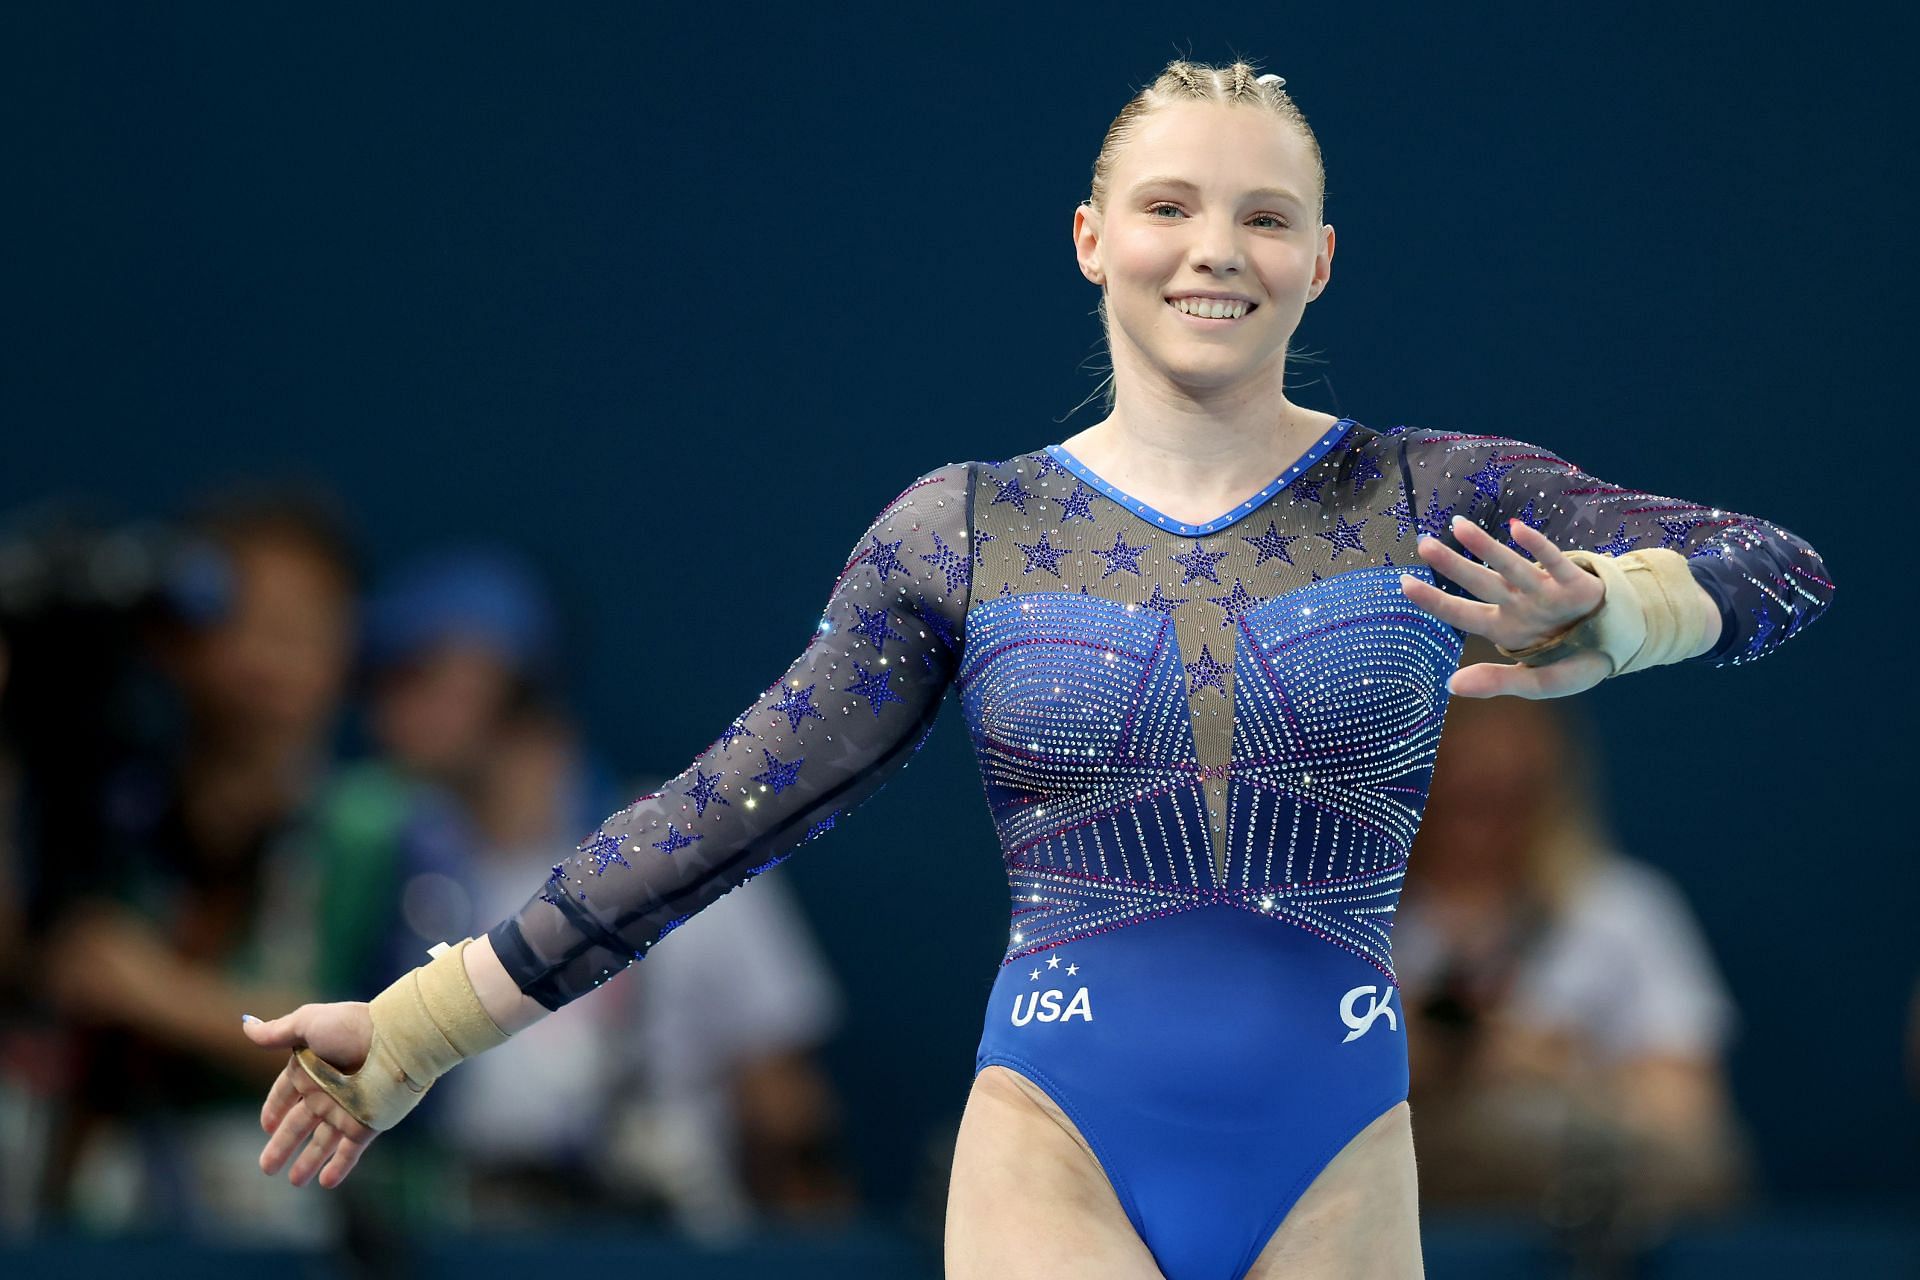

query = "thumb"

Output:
[[240, 1009, 307, 1049]]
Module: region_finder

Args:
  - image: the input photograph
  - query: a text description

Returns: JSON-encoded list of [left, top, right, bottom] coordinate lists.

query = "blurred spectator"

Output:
[[313, 548, 857, 1239], [28, 491, 359, 1242], [1397, 640, 1754, 1248]]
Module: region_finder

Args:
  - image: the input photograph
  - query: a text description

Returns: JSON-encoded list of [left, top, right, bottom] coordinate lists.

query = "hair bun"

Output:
[[1256, 73, 1286, 87]]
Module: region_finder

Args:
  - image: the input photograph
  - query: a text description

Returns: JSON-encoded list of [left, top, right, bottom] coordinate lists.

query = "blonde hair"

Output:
[[1079, 59, 1328, 415], [1087, 59, 1325, 221]]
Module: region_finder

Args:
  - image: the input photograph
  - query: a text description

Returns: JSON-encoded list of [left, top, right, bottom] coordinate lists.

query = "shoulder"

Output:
[[1393, 424, 1569, 466]]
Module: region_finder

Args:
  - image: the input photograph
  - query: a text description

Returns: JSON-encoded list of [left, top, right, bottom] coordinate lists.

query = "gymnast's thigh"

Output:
[[1241, 1100, 1424, 1280], [946, 1064, 1165, 1280]]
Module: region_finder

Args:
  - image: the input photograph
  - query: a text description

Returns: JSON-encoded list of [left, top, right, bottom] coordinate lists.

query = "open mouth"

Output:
[[1166, 297, 1257, 324]]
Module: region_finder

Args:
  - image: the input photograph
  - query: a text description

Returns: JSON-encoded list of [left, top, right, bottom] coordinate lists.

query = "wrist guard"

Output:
[[1494, 547, 1712, 677], [293, 936, 510, 1132]]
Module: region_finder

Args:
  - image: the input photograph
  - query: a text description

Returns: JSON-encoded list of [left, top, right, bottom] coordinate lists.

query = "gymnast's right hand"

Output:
[[243, 1001, 380, 1189]]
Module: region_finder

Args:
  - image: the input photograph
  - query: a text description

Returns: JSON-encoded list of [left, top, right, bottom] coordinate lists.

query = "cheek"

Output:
[[1106, 228, 1180, 294]]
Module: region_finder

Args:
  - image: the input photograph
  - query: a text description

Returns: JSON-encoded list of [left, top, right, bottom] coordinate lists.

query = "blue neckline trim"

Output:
[[1045, 418, 1358, 536]]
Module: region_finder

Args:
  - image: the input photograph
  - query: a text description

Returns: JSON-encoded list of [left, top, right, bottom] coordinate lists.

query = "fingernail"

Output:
[[241, 1014, 260, 1024]]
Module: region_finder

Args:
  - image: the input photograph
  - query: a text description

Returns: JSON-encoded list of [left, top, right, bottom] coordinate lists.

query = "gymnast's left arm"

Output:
[[1395, 428, 1836, 698]]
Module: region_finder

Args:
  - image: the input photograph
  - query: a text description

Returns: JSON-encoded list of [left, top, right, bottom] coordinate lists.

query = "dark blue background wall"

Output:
[[4, 3, 1909, 1209]]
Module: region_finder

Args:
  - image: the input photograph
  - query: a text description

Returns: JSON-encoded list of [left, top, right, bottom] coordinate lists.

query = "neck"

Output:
[[1061, 363, 1337, 521]]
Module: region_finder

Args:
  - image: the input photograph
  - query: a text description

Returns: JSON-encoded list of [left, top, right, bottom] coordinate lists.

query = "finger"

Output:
[[287, 1058, 379, 1144], [260, 1097, 321, 1176], [317, 1132, 374, 1190], [241, 1007, 308, 1052], [1506, 519, 1597, 589], [262, 1059, 305, 1133], [1399, 573, 1500, 636], [1447, 652, 1610, 700], [1414, 534, 1508, 601], [288, 1120, 335, 1188], [1448, 514, 1549, 586]]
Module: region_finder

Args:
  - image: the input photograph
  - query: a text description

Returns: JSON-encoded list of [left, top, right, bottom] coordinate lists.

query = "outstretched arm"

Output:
[[1394, 429, 1833, 694], [243, 461, 976, 1187], [489, 460, 976, 1011]]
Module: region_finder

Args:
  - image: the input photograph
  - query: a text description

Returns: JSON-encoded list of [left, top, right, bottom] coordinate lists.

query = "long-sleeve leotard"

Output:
[[486, 421, 1833, 1011]]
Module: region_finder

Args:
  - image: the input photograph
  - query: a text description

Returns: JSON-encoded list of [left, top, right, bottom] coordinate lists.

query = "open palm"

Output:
[[1399, 514, 1611, 700]]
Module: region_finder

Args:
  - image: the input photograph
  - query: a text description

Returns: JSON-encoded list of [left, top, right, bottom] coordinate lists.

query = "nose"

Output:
[[1188, 216, 1245, 276]]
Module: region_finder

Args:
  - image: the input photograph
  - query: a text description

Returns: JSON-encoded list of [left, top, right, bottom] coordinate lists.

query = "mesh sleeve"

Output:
[[487, 461, 975, 1010], [1401, 429, 1835, 667]]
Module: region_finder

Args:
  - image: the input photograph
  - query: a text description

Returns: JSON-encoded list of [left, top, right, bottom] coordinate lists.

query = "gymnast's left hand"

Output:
[[1398, 514, 1610, 700]]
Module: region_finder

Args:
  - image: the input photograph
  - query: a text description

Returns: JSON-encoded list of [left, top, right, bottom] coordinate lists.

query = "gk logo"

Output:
[[1339, 984, 1398, 1043]]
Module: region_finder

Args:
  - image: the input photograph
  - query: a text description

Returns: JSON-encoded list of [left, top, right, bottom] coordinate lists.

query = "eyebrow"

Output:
[[1128, 175, 1304, 206]]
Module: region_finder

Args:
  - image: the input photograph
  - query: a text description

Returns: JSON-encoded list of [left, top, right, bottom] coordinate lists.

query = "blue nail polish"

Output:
[[242, 1013, 259, 1024]]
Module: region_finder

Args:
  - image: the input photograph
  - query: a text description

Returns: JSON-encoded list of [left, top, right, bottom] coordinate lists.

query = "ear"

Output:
[[1073, 202, 1104, 286], [1308, 222, 1335, 297]]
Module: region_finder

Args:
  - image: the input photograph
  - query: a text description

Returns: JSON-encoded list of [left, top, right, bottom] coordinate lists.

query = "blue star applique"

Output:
[[1316, 513, 1369, 559], [1032, 451, 1071, 481], [803, 811, 839, 841], [580, 830, 629, 876], [1658, 516, 1703, 549], [1207, 579, 1261, 627], [1241, 519, 1300, 566], [1594, 522, 1639, 556], [769, 682, 826, 732], [1188, 643, 1230, 696], [991, 473, 1035, 514], [1462, 459, 1514, 511], [915, 594, 959, 652], [1348, 449, 1384, 494], [1380, 494, 1416, 541], [715, 718, 756, 751], [1289, 476, 1326, 505], [863, 535, 909, 583], [685, 768, 730, 817], [843, 660, 904, 716], [919, 531, 970, 594], [970, 529, 996, 567], [752, 749, 804, 794], [651, 824, 703, 855], [1171, 541, 1228, 585], [1140, 582, 1190, 614], [1089, 530, 1148, 578], [1502, 498, 1547, 548], [1416, 491, 1457, 541], [1016, 531, 1071, 577], [1056, 481, 1099, 523], [850, 602, 906, 654], [1744, 603, 1775, 658], [538, 862, 573, 907]]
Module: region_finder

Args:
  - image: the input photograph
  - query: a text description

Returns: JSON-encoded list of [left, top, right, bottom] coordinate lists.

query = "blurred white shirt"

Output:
[[1395, 853, 1738, 1063]]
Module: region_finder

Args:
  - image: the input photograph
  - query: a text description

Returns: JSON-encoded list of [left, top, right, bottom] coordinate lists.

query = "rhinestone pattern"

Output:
[[491, 420, 1834, 1009]]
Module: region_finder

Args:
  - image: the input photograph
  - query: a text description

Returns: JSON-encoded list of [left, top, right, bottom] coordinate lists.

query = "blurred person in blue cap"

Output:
[[308, 547, 857, 1237]]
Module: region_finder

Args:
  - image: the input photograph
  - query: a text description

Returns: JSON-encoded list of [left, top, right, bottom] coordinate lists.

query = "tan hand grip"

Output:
[[292, 936, 511, 1132]]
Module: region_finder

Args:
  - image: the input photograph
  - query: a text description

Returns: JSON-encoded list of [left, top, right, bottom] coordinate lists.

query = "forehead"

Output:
[[1110, 100, 1316, 198]]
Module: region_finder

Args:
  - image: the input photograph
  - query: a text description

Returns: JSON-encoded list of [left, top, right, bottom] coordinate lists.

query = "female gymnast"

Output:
[[242, 58, 1834, 1279]]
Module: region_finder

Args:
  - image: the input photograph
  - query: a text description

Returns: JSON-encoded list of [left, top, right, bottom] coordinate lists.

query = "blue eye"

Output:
[[1145, 202, 1289, 230]]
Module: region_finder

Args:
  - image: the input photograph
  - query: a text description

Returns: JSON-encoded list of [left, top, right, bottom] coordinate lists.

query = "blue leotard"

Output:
[[487, 418, 1833, 1278]]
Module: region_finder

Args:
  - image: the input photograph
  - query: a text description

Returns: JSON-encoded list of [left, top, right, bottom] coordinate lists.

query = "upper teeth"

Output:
[[1171, 297, 1249, 319]]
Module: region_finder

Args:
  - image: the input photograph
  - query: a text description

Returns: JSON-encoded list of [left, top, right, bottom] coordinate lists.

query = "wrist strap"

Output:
[[1495, 547, 1709, 677], [293, 936, 510, 1131]]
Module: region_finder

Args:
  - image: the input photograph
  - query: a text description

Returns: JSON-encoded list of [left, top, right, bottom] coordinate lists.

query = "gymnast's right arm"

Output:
[[490, 460, 976, 1010], [242, 461, 974, 1187]]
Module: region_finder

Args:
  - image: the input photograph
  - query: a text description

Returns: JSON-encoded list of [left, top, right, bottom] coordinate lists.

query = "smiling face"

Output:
[[1075, 99, 1334, 404]]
